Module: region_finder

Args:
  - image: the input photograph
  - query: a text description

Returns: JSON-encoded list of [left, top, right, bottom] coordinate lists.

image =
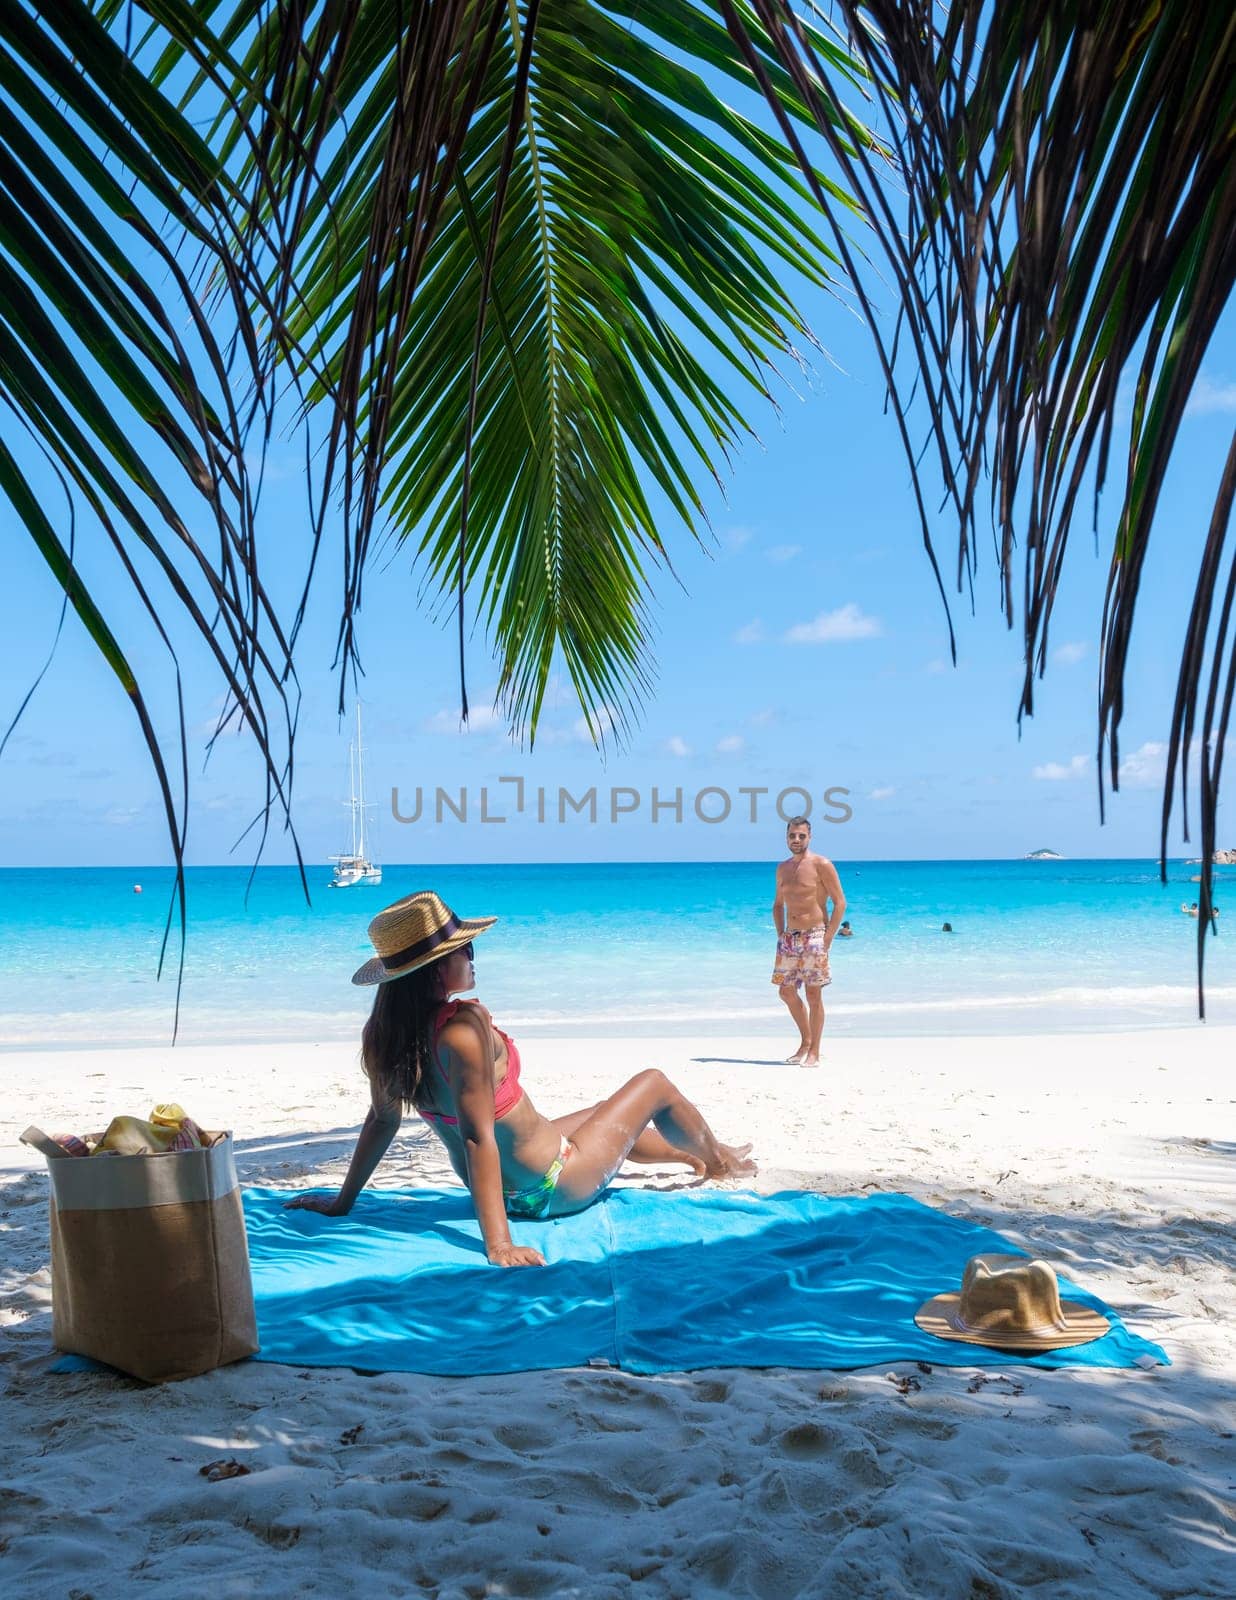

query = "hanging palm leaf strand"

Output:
[[0, 1, 309, 1032], [743, 0, 1236, 1009], [187, 1, 522, 698]]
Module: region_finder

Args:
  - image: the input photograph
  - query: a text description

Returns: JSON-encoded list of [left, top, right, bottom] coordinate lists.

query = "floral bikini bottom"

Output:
[[504, 1135, 574, 1220]]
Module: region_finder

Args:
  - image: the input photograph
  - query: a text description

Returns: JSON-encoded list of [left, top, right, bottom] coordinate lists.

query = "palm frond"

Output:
[[200, 0, 880, 742], [744, 0, 1236, 1010], [0, 0, 306, 1031]]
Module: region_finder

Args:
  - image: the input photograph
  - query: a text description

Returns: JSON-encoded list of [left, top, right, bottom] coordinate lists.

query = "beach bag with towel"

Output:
[[21, 1122, 258, 1382]]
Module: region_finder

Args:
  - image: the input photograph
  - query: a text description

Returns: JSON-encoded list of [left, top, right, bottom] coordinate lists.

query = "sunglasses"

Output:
[[459, 941, 475, 960]]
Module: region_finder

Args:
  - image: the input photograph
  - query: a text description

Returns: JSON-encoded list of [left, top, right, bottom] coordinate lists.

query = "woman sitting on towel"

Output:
[[286, 892, 754, 1267]]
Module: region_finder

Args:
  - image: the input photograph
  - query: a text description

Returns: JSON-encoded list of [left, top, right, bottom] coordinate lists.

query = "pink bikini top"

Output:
[[417, 999, 524, 1127]]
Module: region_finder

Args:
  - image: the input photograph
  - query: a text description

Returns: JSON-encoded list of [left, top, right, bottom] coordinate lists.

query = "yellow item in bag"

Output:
[[90, 1104, 205, 1156], [152, 1103, 204, 1151], [93, 1116, 181, 1156]]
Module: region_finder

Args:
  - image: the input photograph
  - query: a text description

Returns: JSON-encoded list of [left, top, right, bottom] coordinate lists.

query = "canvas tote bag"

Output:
[[22, 1127, 259, 1382]]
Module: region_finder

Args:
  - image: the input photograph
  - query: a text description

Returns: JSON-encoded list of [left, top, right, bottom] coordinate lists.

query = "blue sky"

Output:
[[5, 322, 1232, 868], [2, 59, 1235, 869]]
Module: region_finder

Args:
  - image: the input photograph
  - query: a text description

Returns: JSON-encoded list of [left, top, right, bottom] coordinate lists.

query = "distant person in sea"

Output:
[[942, 922, 954, 933], [1182, 902, 1199, 918], [285, 893, 754, 1266], [838, 920, 854, 939], [772, 817, 847, 1068]]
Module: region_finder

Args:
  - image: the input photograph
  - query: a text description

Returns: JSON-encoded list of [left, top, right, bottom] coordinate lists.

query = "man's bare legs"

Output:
[[549, 1069, 755, 1214], [802, 983, 825, 1067], [778, 980, 811, 1063]]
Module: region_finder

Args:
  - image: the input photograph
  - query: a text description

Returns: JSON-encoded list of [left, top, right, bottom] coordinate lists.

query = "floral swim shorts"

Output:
[[772, 927, 831, 989]]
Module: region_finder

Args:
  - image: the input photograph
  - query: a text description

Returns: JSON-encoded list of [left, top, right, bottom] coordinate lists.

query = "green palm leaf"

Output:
[[744, 0, 1236, 1008], [0, 0, 305, 1028], [195, 0, 879, 742]]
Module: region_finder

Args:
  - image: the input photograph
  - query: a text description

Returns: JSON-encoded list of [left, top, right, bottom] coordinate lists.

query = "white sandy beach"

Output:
[[2, 1026, 1234, 1598]]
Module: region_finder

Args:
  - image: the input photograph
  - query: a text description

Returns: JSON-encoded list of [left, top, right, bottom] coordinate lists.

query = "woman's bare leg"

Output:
[[549, 1070, 754, 1214], [551, 1102, 705, 1173]]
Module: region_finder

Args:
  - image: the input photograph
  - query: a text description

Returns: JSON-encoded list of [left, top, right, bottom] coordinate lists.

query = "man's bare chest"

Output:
[[781, 862, 821, 896]]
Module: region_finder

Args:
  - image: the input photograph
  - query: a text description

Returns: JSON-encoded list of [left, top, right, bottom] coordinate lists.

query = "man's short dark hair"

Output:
[[786, 815, 811, 830]]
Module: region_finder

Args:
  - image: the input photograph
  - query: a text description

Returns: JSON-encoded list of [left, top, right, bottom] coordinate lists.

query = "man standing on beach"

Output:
[[772, 817, 846, 1067]]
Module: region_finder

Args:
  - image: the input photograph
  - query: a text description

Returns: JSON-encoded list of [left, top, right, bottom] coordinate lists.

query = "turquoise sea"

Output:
[[1, 860, 1233, 1050]]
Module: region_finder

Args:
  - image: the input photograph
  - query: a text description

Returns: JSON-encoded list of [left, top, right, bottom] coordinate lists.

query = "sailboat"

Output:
[[329, 702, 382, 888]]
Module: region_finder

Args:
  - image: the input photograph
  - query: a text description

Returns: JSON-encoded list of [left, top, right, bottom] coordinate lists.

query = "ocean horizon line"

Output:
[[0, 853, 1222, 871]]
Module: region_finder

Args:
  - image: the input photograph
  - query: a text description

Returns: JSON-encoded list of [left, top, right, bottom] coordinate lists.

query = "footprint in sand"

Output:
[[1129, 1427, 1185, 1466], [240, 1514, 301, 1550], [395, 1486, 453, 1522], [492, 1420, 557, 1454], [777, 1420, 843, 1458]]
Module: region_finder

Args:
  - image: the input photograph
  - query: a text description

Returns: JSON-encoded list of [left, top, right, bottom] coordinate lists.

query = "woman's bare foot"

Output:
[[800, 1054, 820, 1068], [704, 1142, 757, 1181], [785, 1046, 809, 1064]]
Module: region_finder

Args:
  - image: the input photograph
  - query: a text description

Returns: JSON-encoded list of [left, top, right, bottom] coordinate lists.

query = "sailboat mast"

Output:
[[349, 730, 359, 858], [356, 702, 368, 862]]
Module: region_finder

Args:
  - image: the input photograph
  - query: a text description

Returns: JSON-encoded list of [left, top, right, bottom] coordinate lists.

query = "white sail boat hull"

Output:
[[327, 858, 383, 888]]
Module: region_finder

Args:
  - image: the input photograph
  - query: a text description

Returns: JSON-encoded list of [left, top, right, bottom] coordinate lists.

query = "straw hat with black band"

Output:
[[915, 1253, 1110, 1351], [351, 891, 497, 987]]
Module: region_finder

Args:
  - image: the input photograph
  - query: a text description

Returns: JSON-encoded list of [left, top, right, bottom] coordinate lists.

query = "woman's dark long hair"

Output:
[[361, 956, 450, 1111]]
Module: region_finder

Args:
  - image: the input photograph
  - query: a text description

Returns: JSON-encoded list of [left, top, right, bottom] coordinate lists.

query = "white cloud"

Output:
[[665, 735, 692, 758], [1118, 740, 1168, 788], [869, 785, 895, 800], [191, 693, 251, 741], [1032, 754, 1089, 781], [244, 448, 302, 484], [573, 705, 617, 743], [734, 619, 764, 645], [1186, 374, 1236, 418], [1053, 641, 1088, 666], [716, 734, 744, 754], [540, 674, 574, 710], [925, 658, 948, 675], [767, 544, 801, 563], [722, 525, 753, 553], [749, 708, 777, 727], [424, 703, 502, 735], [1026, 737, 1233, 793], [103, 805, 143, 826], [785, 603, 882, 644]]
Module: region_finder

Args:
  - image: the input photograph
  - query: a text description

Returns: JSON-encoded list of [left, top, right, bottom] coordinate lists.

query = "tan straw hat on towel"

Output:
[[351, 890, 497, 986], [915, 1253, 1110, 1351]]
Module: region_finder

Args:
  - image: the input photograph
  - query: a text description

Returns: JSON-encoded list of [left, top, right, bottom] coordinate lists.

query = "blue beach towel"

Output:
[[235, 1186, 1165, 1375]]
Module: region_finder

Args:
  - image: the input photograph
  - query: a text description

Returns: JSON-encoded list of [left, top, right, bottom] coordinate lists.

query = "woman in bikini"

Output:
[[286, 892, 755, 1267]]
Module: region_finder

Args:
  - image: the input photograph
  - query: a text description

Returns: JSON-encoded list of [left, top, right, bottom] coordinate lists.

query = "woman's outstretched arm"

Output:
[[441, 1009, 544, 1268], [284, 1098, 402, 1216]]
